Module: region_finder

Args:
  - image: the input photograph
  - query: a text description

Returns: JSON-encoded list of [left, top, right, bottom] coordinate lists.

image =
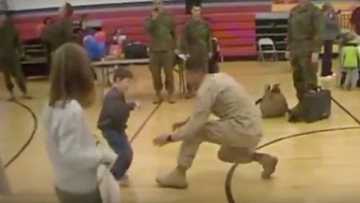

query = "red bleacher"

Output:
[[14, 3, 271, 58]]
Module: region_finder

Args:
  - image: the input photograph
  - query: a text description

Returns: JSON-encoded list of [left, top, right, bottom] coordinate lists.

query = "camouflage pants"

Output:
[[0, 61, 27, 94], [149, 51, 175, 94], [290, 53, 318, 115]]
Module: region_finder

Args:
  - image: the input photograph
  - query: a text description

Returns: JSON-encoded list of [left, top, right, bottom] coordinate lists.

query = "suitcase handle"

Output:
[[308, 86, 323, 93]]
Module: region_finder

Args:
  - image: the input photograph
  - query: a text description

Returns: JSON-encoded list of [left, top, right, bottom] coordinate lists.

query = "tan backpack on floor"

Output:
[[256, 84, 289, 118]]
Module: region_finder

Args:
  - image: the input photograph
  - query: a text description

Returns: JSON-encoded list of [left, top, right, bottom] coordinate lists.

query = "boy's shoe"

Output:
[[119, 174, 130, 187]]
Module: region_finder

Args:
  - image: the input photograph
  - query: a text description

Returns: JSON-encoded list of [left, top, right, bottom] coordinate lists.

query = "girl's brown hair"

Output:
[[49, 43, 95, 107]]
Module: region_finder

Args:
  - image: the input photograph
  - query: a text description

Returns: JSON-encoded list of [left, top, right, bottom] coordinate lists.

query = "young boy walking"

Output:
[[98, 68, 138, 186]]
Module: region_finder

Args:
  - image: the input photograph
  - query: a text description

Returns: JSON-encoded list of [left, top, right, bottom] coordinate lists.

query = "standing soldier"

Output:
[[185, 0, 202, 14], [287, 0, 324, 122], [0, 12, 31, 101], [42, 2, 75, 53], [181, 5, 213, 98], [145, 0, 176, 104]]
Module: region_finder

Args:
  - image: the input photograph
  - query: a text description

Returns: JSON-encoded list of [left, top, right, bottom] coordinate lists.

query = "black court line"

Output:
[[225, 96, 360, 203], [4, 100, 38, 169], [225, 126, 360, 203], [3, 97, 161, 169], [130, 102, 163, 144], [331, 97, 360, 125]]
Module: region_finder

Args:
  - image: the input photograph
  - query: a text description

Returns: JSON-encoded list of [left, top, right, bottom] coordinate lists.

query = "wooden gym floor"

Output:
[[1, 60, 360, 203]]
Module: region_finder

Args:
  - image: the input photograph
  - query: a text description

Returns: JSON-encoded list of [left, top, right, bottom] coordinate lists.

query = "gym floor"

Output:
[[1, 60, 360, 203]]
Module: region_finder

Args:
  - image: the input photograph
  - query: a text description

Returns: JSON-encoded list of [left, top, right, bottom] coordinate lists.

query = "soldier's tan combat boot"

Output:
[[258, 154, 278, 179], [153, 92, 163, 104], [156, 166, 188, 189], [167, 94, 176, 104]]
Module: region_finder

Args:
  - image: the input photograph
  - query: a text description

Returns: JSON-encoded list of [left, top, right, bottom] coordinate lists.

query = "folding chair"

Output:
[[258, 38, 278, 61], [174, 53, 188, 97]]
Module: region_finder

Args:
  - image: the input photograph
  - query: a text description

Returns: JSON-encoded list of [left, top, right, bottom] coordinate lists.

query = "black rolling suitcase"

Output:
[[301, 88, 331, 123]]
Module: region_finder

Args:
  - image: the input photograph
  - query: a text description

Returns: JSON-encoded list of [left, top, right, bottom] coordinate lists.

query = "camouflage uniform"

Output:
[[0, 19, 27, 95], [181, 18, 212, 96], [145, 11, 176, 97], [288, 2, 324, 119], [181, 18, 212, 72], [42, 18, 74, 52]]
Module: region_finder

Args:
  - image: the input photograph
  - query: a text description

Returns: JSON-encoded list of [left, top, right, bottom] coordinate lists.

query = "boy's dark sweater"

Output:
[[98, 87, 136, 134]]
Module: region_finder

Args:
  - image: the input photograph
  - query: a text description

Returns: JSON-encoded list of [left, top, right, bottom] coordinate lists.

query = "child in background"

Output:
[[43, 43, 117, 203], [340, 39, 360, 90], [98, 68, 139, 187]]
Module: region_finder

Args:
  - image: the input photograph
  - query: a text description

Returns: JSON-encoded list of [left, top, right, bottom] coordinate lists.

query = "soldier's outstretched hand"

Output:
[[172, 121, 186, 131], [153, 133, 172, 147]]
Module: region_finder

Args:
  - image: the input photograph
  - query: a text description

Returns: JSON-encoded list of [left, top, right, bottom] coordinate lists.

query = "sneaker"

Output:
[[118, 175, 130, 187], [156, 167, 188, 189]]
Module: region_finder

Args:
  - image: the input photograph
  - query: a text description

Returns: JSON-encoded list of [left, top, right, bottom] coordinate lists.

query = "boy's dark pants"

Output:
[[102, 128, 133, 180]]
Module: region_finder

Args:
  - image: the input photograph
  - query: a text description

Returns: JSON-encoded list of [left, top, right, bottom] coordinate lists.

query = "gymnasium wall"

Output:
[[6, 0, 273, 11], [6, 0, 160, 11]]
